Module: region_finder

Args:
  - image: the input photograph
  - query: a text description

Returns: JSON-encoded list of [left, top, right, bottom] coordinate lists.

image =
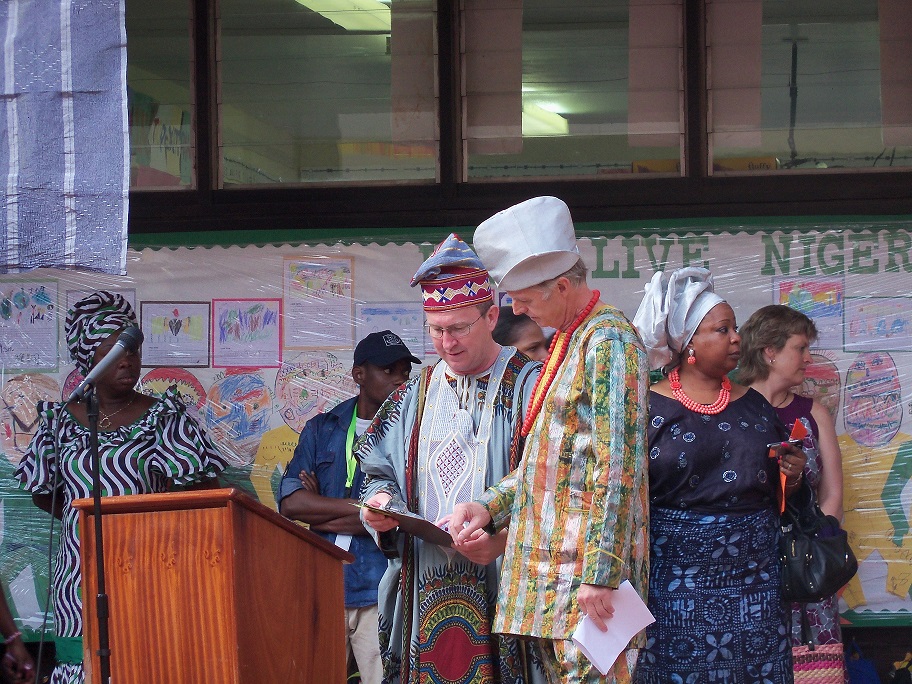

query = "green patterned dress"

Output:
[[14, 389, 225, 684]]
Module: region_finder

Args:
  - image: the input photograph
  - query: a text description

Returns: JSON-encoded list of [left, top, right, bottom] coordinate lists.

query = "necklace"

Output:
[[98, 394, 138, 430], [772, 392, 792, 408], [669, 367, 731, 415], [521, 290, 601, 437]]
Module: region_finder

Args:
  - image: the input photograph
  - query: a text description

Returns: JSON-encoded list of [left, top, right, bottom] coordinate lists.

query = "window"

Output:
[[123, 0, 912, 192], [708, 0, 912, 174], [217, 0, 438, 186], [126, 0, 194, 188], [463, 0, 685, 179]]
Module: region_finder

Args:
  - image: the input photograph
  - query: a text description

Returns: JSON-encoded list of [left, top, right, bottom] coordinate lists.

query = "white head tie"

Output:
[[632, 267, 725, 371]]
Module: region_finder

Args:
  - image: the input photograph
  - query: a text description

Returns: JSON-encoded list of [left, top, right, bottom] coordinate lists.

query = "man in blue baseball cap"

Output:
[[278, 330, 419, 684]]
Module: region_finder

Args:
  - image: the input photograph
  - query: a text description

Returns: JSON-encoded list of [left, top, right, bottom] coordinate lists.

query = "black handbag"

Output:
[[779, 480, 858, 603]]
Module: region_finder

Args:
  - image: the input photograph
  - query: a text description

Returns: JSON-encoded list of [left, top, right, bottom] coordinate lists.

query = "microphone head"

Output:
[[118, 326, 145, 352]]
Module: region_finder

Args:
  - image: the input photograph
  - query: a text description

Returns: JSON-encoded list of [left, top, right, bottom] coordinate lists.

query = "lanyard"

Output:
[[345, 408, 358, 492]]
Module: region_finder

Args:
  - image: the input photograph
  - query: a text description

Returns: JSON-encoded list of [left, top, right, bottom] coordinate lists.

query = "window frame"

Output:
[[127, 0, 912, 239]]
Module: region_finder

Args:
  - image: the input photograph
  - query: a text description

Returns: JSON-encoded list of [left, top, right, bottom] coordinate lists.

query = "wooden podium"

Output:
[[73, 488, 354, 683]]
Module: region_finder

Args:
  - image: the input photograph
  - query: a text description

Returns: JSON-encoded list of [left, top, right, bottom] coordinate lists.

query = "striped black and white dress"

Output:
[[14, 388, 226, 684]]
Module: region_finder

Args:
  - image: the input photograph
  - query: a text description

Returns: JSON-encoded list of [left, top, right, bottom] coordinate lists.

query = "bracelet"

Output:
[[2, 630, 21, 645]]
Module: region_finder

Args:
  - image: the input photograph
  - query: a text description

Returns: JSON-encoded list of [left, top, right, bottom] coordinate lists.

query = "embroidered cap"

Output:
[[473, 196, 580, 291], [411, 233, 494, 311], [354, 330, 421, 367]]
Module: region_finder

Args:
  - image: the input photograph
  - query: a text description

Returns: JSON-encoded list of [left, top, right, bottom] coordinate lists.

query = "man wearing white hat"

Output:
[[358, 234, 546, 684], [450, 197, 650, 684]]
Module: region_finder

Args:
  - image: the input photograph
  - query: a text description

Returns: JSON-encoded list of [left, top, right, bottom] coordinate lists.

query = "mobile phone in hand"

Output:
[[766, 438, 802, 449]]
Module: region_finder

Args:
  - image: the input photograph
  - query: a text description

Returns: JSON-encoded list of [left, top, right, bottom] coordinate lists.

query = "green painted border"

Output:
[[130, 225, 461, 249], [129, 214, 912, 249], [841, 610, 912, 627]]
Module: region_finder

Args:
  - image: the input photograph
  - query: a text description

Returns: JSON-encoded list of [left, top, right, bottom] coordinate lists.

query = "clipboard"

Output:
[[353, 502, 453, 547]]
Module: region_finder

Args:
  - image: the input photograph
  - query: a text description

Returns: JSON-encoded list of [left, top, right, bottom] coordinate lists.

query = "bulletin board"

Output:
[[1, 214, 911, 636]]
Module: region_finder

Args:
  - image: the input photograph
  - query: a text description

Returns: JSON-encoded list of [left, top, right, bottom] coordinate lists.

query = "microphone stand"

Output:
[[84, 387, 112, 684]]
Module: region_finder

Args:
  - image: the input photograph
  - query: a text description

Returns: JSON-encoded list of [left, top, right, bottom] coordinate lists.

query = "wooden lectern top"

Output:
[[72, 487, 354, 564]]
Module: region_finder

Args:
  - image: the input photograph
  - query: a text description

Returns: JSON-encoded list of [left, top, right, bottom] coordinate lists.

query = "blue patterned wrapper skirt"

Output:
[[635, 506, 793, 684]]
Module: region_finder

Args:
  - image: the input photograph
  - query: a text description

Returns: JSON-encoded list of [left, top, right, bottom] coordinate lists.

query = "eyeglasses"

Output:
[[425, 313, 484, 339]]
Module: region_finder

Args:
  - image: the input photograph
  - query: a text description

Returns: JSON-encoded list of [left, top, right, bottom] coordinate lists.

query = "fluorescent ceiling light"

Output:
[[295, 0, 391, 32], [522, 103, 569, 137], [536, 102, 564, 114]]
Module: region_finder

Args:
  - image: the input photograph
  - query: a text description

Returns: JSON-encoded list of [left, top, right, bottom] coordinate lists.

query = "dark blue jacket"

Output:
[[278, 396, 386, 608]]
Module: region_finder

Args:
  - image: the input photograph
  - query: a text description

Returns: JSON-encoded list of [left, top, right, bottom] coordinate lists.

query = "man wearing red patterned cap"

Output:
[[359, 234, 546, 684]]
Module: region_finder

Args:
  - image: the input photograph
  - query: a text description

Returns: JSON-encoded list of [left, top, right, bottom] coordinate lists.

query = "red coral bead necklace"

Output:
[[669, 366, 731, 415], [520, 290, 601, 437]]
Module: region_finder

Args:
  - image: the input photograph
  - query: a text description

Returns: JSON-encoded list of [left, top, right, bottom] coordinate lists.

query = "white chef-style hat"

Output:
[[472, 196, 581, 291]]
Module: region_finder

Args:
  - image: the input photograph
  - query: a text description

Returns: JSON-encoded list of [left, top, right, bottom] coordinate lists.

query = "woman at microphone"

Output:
[[13, 291, 225, 684]]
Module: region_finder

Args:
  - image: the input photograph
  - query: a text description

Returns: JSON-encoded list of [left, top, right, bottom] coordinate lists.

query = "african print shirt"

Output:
[[479, 306, 651, 645], [358, 348, 544, 684]]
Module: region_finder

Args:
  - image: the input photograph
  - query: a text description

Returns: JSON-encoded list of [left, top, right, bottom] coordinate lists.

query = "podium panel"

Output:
[[74, 488, 353, 683]]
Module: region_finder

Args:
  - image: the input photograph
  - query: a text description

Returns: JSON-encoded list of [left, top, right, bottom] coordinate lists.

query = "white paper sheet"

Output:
[[334, 534, 353, 552], [571, 580, 655, 675]]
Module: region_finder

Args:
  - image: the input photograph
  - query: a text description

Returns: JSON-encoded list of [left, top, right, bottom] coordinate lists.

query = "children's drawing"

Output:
[[283, 257, 354, 350], [0, 281, 59, 370], [140, 301, 210, 367], [212, 299, 281, 368]]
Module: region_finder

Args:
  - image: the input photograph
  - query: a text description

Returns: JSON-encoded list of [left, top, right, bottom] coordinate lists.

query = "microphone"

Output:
[[66, 326, 145, 403]]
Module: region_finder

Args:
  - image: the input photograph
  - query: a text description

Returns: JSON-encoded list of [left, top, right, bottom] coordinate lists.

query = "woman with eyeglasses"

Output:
[[738, 304, 846, 677]]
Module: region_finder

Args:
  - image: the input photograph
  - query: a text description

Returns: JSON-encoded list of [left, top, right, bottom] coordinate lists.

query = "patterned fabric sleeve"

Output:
[[478, 360, 539, 529], [356, 376, 422, 506], [478, 472, 519, 529], [144, 389, 226, 485], [13, 401, 62, 494], [581, 331, 649, 588]]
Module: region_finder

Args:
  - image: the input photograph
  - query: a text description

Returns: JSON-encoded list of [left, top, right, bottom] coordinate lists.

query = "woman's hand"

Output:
[[777, 442, 807, 488], [2, 638, 36, 684]]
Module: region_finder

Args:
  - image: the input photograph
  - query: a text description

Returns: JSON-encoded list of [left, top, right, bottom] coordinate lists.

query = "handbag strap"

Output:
[[783, 477, 823, 533], [791, 603, 814, 649], [798, 604, 814, 650]]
